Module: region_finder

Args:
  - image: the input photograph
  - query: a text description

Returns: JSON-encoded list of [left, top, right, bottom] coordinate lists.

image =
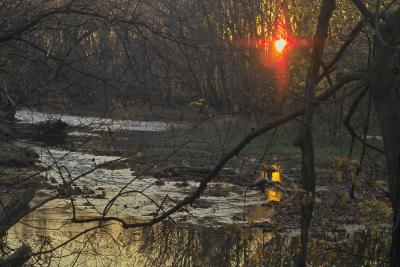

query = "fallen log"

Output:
[[154, 165, 241, 178], [0, 244, 32, 267], [0, 188, 35, 235]]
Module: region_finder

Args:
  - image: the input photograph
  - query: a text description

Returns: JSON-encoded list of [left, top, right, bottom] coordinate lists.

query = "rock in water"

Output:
[[34, 119, 68, 145]]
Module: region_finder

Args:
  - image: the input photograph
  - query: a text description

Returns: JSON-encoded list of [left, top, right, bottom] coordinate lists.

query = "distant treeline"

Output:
[[0, 0, 373, 116]]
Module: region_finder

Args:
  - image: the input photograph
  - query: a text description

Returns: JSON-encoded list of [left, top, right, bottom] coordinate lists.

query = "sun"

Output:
[[274, 38, 287, 53]]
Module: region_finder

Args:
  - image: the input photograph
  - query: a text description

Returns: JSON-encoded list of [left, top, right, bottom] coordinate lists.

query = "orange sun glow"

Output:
[[274, 38, 287, 53]]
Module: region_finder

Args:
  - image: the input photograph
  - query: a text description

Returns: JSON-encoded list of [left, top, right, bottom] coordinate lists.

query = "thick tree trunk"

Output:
[[297, 134, 316, 267], [295, 1, 336, 266], [368, 10, 400, 267], [372, 56, 400, 267]]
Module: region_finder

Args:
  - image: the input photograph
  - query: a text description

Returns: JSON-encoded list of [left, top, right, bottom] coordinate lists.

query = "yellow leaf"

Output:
[[190, 98, 206, 106], [190, 101, 203, 106], [232, 223, 242, 232], [336, 170, 343, 182], [329, 252, 337, 260], [292, 184, 306, 193], [352, 176, 362, 188], [295, 248, 301, 256], [341, 192, 350, 202]]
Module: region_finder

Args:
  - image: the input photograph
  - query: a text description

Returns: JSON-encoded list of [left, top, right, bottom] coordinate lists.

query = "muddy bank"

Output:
[[0, 142, 38, 168]]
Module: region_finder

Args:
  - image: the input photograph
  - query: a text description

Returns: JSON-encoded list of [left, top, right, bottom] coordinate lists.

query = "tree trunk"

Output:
[[368, 10, 400, 267], [295, 1, 336, 266]]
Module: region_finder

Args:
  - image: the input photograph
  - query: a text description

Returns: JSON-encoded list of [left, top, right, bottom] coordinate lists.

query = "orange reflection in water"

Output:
[[271, 172, 281, 183], [267, 189, 283, 202], [267, 190, 282, 202]]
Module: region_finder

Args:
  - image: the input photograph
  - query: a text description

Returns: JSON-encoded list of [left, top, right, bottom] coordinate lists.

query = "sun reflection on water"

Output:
[[267, 190, 282, 202]]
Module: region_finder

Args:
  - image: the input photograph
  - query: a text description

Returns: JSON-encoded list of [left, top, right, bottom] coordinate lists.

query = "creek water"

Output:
[[4, 110, 390, 266], [6, 210, 388, 266], [15, 109, 186, 132]]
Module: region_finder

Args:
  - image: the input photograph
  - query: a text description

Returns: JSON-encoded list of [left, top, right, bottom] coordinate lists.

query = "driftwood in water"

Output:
[[0, 189, 35, 266], [33, 119, 68, 145], [0, 188, 35, 235]]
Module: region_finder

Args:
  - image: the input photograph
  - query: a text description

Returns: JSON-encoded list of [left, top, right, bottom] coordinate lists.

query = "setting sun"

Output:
[[274, 38, 287, 53]]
